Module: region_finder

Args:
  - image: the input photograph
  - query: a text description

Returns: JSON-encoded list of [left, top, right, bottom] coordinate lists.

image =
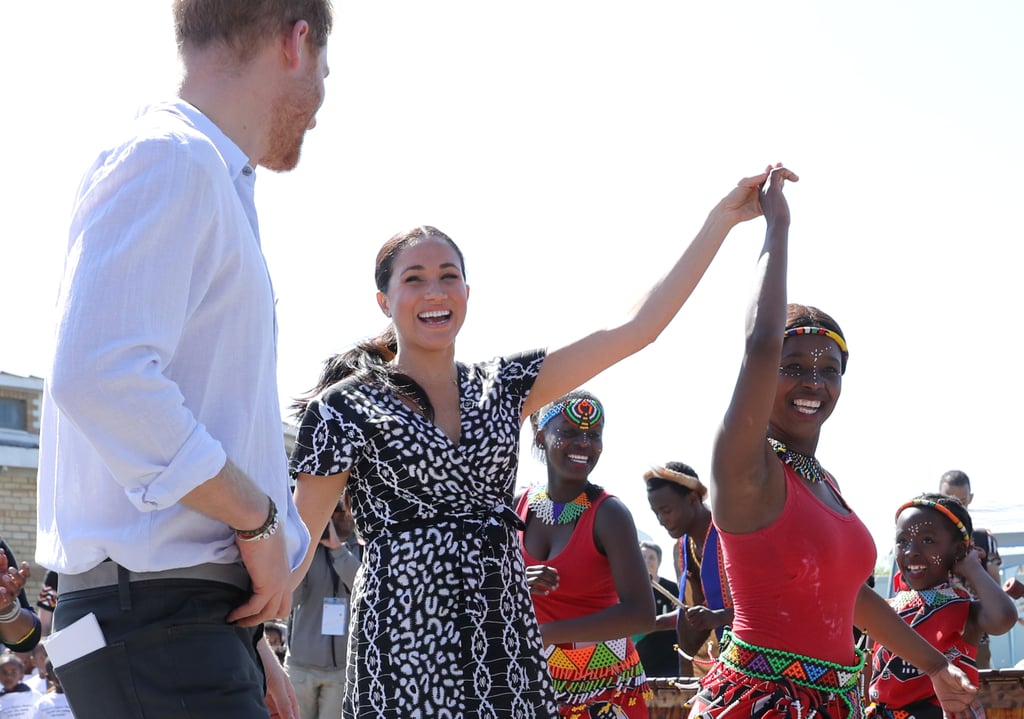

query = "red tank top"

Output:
[[721, 463, 876, 665], [517, 490, 618, 623]]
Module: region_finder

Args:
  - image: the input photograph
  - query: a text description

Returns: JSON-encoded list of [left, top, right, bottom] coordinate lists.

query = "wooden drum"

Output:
[[979, 670, 1024, 719], [646, 677, 698, 719], [646, 670, 1024, 719]]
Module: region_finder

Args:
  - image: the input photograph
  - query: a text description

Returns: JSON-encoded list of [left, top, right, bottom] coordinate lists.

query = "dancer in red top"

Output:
[[867, 493, 1017, 719], [519, 391, 654, 718], [689, 166, 983, 719]]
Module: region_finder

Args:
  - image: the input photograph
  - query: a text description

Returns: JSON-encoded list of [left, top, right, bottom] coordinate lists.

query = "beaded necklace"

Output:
[[767, 437, 827, 484], [527, 485, 592, 525]]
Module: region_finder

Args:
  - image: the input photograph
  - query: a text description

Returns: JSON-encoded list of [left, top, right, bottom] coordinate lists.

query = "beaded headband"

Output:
[[643, 465, 708, 500], [895, 498, 971, 546], [783, 326, 849, 361], [537, 397, 605, 431]]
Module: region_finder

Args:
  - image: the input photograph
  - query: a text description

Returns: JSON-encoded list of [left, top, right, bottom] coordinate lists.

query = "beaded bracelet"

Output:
[[0, 602, 22, 624], [234, 496, 279, 543]]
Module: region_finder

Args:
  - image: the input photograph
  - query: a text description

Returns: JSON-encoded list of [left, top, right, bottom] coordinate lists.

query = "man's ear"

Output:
[[376, 291, 391, 317], [283, 20, 311, 70]]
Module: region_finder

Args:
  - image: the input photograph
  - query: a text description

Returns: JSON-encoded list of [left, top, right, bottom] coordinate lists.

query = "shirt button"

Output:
[[242, 166, 254, 176]]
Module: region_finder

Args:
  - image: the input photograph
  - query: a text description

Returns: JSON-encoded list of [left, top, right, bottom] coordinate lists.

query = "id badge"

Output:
[[322, 597, 349, 636]]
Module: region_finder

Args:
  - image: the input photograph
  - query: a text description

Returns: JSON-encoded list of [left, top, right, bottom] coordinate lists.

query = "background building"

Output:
[[0, 371, 44, 601]]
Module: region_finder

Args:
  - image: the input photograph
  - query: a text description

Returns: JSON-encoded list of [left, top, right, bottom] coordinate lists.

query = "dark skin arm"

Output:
[[530, 498, 655, 646], [675, 570, 704, 676], [956, 547, 1019, 644], [710, 166, 798, 535], [0, 552, 40, 651]]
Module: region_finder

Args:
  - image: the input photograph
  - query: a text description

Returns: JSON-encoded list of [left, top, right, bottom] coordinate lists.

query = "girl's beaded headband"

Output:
[[895, 498, 971, 546]]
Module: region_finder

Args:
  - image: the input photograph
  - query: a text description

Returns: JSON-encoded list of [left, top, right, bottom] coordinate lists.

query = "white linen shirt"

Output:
[[36, 101, 309, 574]]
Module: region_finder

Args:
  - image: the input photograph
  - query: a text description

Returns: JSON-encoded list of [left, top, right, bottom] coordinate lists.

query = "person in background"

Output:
[[23, 645, 47, 694], [289, 166, 778, 716], [644, 463, 732, 678], [938, 469, 1002, 669], [265, 623, 288, 666], [866, 493, 1017, 719], [34, 573, 57, 639], [35, 2, 334, 717], [689, 166, 981, 719], [0, 652, 42, 717], [286, 493, 361, 719], [636, 541, 681, 679], [0, 535, 40, 654], [519, 391, 654, 717]]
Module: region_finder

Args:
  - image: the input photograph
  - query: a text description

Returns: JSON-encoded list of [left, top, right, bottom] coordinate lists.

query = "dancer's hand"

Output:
[[715, 164, 798, 227], [927, 661, 981, 719], [0, 553, 29, 611], [526, 565, 560, 596], [683, 605, 730, 633], [759, 163, 798, 229]]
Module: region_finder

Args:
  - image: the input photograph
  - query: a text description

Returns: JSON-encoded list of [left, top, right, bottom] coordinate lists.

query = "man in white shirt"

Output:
[[36, 2, 333, 718]]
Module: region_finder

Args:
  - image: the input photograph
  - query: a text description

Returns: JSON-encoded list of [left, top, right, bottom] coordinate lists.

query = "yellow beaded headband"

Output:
[[643, 465, 707, 500], [783, 326, 849, 364], [895, 498, 971, 546]]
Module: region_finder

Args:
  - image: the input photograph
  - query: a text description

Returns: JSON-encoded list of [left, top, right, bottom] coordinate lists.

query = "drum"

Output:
[[646, 677, 698, 719], [979, 670, 1024, 719]]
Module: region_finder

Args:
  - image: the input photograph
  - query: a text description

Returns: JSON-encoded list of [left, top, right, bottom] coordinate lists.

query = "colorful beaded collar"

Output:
[[526, 485, 592, 525]]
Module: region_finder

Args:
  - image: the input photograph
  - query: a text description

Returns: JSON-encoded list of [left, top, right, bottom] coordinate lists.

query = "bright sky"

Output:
[[3, 2, 1023, 568]]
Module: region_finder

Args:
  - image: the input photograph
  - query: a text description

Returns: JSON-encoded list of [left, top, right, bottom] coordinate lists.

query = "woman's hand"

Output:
[[526, 565, 559, 596], [759, 164, 799, 229]]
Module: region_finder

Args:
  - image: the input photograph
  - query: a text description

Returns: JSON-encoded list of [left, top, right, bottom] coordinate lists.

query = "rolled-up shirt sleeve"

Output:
[[48, 137, 231, 510]]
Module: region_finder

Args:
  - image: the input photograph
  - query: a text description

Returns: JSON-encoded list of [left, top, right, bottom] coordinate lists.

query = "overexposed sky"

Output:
[[3, 2, 1023, 566]]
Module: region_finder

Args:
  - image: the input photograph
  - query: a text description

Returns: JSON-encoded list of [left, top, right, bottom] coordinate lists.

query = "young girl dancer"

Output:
[[867, 493, 1018, 719]]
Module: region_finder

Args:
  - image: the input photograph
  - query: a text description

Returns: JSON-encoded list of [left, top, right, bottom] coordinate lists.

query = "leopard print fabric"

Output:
[[290, 350, 558, 718]]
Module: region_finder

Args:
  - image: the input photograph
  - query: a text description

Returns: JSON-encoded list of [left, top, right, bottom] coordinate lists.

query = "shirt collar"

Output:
[[151, 100, 255, 182]]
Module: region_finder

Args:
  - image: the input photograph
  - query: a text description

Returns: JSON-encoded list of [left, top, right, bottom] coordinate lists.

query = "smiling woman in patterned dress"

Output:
[[287, 167, 777, 718]]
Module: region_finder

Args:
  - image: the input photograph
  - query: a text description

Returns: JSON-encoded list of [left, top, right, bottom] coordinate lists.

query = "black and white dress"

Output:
[[290, 350, 558, 718]]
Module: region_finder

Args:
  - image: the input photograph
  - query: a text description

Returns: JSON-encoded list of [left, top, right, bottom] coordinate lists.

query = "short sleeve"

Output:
[[496, 349, 546, 417], [289, 389, 367, 479]]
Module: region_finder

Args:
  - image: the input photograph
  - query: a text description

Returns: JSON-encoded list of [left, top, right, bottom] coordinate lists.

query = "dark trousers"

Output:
[[53, 577, 268, 719]]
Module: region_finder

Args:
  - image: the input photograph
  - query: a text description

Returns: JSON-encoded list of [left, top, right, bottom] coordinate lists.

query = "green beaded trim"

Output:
[[719, 631, 865, 719]]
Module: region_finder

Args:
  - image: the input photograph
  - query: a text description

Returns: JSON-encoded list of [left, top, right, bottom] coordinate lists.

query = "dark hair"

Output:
[[785, 303, 848, 374], [639, 540, 663, 563], [174, 0, 334, 63], [644, 461, 700, 498], [374, 225, 466, 294], [291, 226, 466, 419], [904, 492, 974, 543], [939, 469, 971, 491]]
